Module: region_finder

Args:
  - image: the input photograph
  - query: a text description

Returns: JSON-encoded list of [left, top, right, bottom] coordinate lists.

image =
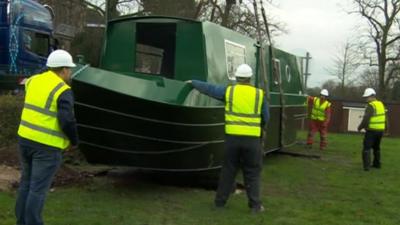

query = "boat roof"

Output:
[[109, 15, 201, 24]]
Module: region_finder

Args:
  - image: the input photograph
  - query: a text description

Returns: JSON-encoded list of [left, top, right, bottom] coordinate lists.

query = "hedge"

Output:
[[0, 94, 23, 147]]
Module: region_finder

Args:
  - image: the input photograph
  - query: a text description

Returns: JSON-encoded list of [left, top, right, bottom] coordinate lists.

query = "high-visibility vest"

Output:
[[225, 84, 264, 137], [18, 71, 71, 150], [368, 100, 386, 131], [311, 97, 331, 121]]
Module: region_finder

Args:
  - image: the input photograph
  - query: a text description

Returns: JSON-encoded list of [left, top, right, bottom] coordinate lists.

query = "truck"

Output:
[[0, 0, 54, 90]]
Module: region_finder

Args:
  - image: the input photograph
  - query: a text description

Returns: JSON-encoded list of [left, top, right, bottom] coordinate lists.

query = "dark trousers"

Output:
[[215, 135, 263, 208], [362, 130, 383, 170], [15, 139, 62, 225]]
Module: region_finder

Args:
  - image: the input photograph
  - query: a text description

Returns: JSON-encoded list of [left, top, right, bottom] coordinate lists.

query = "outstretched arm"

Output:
[[189, 80, 227, 101]]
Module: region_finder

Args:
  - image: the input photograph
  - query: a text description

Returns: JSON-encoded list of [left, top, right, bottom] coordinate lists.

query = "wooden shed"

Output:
[[328, 100, 400, 137]]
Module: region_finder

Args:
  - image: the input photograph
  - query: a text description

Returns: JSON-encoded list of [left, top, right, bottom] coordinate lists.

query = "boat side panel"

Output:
[[263, 105, 280, 150], [101, 20, 135, 72], [72, 79, 225, 171], [270, 49, 307, 146], [72, 79, 224, 124], [174, 23, 207, 82], [80, 142, 224, 171], [274, 49, 304, 94], [202, 22, 258, 86]]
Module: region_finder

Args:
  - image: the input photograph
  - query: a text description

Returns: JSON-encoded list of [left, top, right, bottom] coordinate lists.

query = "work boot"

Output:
[[372, 164, 381, 169], [372, 157, 381, 169], [251, 205, 265, 213], [214, 201, 225, 209], [213, 205, 225, 211], [362, 150, 370, 171]]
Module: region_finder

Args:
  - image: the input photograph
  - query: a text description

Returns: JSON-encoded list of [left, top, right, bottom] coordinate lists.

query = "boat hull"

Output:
[[72, 79, 225, 172]]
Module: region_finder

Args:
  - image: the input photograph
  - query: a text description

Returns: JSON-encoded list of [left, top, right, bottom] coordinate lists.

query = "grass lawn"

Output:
[[1, 132, 399, 225]]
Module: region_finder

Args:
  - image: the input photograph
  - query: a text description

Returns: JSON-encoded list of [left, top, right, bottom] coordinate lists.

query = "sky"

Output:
[[270, 0, 361, 88]]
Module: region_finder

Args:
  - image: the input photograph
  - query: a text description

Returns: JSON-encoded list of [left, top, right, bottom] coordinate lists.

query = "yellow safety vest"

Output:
[[368, 100, 386, 131], [311, 97, 331, 121], [225, 84, 263, 137], [18, 71, 71, 150]]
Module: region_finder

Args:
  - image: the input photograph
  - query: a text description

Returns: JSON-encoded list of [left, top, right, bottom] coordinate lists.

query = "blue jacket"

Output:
[[191, 80, 269, 124]]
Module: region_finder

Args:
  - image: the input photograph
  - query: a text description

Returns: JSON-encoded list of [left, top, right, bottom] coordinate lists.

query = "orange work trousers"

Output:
[[306, 120, 328, 150]]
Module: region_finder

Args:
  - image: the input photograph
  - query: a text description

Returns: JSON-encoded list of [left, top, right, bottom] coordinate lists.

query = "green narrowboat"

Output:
[[71, 16, 307, 172]]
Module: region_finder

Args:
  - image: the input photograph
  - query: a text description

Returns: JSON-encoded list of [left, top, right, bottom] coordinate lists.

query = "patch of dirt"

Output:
[[0, 144, 94, 190], [0, 144, 19, 167], [0, 165, 20, 191], [53, 165, 94, 187]]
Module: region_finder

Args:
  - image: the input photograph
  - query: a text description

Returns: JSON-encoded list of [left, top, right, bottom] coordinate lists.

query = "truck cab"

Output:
[[0, 0, 54, 90]]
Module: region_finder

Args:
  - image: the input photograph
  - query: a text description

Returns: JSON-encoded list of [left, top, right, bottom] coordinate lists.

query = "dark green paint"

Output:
[[72, 16, 307, 171]]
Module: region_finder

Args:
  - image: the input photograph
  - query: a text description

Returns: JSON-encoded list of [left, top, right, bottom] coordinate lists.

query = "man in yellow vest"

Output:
[[187, 64, 269, 213], [15, 50, 79, 225], [306, 89, 331, 150], [357, 88, 386, 171]]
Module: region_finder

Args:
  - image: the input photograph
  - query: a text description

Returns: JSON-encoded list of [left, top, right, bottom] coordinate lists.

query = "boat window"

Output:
[[23, 30, 50, 57], [135, 23, 176, 78], [224, 40, 246, 80], [285, 65, 291, 83], [273, 59, 281, 85]]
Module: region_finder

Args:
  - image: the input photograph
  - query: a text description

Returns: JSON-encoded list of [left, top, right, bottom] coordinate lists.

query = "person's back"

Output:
[[225, 83, 263, 137], [18, 71, 72, 149], [15, 49, 78, 225], [358, 88, 386, 171], [188, 63, 268, 213]]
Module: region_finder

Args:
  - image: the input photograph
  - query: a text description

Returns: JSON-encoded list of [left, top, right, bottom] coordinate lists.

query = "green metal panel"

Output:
[[72, 16, 308, 171], [73, 66, 192, 105], [174, 22, 206, 81], [101, 20, 136, 72], [274, 49, 302, 94], [266, 48, 307, 147], [202, 22, 258, 85]]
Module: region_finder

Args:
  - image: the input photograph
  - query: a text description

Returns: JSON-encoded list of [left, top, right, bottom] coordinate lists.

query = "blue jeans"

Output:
[[15, 139, 62, 225]]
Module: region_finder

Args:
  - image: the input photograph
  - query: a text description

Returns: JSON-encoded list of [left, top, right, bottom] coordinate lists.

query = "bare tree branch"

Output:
[[350, 0, 400, 100]]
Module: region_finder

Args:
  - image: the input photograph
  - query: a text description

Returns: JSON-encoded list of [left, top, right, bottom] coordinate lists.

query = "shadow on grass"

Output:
[[105, 168, 221, 190]]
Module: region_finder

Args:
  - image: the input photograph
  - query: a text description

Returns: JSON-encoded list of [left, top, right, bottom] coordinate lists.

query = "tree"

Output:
[[391, 80, 400, 100], [350, 0, 400, 100], [306, 87, 321, 97], [326, 39, 361, 97], [320, 79, 366, 101], [93, 0, 286, 41], [359, 67, 379, 90], [40, 0, 287, 67], [141, 0, 197, 18], [321, 79, 339, 97], [196, 0, 286, 41]]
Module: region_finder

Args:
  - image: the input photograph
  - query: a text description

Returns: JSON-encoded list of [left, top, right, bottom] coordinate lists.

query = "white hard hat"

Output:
[[234, 64, 253, 78], [362, 88, 376, 97], [320, 89, 329, 97], [46, 50, 76, 68]]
